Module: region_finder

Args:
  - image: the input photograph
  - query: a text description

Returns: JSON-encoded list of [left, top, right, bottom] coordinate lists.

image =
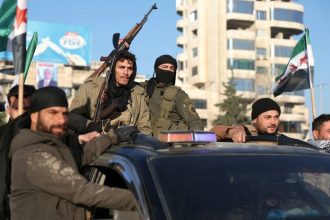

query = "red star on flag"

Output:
[[299, 53, 308, 66], [15, 6, 27, 29]]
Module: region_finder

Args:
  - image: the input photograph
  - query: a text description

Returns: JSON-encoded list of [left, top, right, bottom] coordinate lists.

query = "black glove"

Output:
[[115, 126, 139, 144]]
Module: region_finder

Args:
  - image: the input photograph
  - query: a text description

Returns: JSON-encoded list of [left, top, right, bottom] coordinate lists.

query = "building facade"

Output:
[[175, 0, 309, 139]]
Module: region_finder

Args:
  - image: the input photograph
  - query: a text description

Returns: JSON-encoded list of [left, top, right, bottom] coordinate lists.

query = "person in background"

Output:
[[5, 85, 36, 121], [211, 98, 281, 143], [0, 85, 36, 137], [308, 114, 330, 152], [143, 54, 203, 138]]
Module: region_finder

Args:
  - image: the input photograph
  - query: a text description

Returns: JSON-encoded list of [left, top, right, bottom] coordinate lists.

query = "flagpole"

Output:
[[18, 72, 24, 115], [305, 28, 317, 119]]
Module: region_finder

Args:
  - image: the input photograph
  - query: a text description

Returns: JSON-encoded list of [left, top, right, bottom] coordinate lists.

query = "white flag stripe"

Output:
[[307, 44, 314, 66]]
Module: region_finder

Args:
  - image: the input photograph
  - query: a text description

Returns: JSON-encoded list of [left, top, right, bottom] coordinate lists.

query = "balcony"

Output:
[[176, 35, 186, 48], [270, 2, 304, 37], [176, 0, 186, 16], [275, 94, 305, 104], [176, 52, 187, 62], [237, 91, 256, 100], [176, 19, 185, 32], [227, 0, 254, 29], [227, 14, 254, 29]]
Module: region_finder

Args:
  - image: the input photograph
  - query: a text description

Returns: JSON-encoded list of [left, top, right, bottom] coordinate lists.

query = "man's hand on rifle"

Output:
[[118, 39, 130, 49]]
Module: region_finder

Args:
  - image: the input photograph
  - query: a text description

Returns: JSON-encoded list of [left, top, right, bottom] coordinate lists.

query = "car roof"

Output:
[[108, 141, 328, 162]]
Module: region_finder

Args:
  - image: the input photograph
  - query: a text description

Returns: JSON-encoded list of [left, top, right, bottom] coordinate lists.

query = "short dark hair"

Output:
[[312, 114, 330, 131], [7, 85, 36, 104], [113, 50, 137, 79]]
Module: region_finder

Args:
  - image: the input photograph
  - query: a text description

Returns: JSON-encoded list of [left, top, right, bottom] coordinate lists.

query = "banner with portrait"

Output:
[[36, 62, 58, 89]]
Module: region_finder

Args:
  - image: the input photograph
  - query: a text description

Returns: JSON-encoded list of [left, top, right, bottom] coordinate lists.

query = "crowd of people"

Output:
[[0, 47, 329, 220]]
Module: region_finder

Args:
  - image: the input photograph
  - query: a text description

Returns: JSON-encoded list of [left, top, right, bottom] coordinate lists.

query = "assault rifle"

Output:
[[90, 3, 157, 123]]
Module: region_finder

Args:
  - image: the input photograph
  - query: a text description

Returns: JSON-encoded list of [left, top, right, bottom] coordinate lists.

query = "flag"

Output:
[[0, 0, 16, 51], [272, 28, 314, 97], [0, 0, 27, 76], [24, 32, 38, 81], [11, 32, 38, 86]]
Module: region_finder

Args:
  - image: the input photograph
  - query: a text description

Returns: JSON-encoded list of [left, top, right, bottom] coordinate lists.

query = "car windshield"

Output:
[[150, 154, 330, 220]]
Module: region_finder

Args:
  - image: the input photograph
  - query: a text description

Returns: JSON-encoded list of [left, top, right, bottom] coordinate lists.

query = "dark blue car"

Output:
[[85, 132, 330, 220]]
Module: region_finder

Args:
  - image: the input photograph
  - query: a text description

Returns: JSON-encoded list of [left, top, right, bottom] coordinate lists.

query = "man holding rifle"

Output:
[[69, 51, 151, 134], [69, 4, 156, 135]]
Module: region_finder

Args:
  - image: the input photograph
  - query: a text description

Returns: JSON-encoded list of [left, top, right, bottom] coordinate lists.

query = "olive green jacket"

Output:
[[70, 77, 151, 135], [143, 82, 204, 138], [9, 129, 136, 220]]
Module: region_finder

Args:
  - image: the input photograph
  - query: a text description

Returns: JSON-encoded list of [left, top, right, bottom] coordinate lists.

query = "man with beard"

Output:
[[9, 87, 137, 220], [69, 50, 151, 135], [307, 114, 330, 152], [211, 98, 281, 143], [144, 54, 203, 138]]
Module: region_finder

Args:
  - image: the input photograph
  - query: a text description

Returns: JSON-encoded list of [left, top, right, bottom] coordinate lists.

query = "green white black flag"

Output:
[[0, 0, 27, 76], [272, 28, 314, 97]]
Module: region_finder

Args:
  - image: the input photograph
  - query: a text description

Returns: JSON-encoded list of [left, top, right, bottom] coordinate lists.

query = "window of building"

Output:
[[192, 66, 198, 76], [178, 61, 184, 71], [228, 58, 255, 70], [272, 8, 303, 23], [192, 29, 198, 38], [192, 47, 198, 58], [256, 66, 267, 74], [284, 103, 294, 114], [227, 0, 254, 14], [192, 99, 207, 109], [256, 29, 267, 37], [190, 10, 198, 22], [256, 10, 266, 20], [256, 85, 269, 95], [256, 47, 267, 56], [233, 78, 255, 92], [227, 39, 255, 51], [278, 121, 302, 133], [274, 45, 293, 57]]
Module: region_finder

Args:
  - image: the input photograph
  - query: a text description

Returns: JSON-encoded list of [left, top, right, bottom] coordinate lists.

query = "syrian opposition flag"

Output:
[[272, 28, 314, 97], [0, 0, 27, 75]]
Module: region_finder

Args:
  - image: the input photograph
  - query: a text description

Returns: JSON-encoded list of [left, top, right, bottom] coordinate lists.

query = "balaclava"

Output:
[[154, 54, 177, 85]]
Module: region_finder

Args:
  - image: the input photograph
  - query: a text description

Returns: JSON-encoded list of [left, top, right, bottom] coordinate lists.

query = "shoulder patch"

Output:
[[187, 103, 198, 114]]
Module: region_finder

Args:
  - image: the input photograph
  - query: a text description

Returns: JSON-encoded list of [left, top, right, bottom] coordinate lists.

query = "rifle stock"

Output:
[[91, 3, 157, 123]]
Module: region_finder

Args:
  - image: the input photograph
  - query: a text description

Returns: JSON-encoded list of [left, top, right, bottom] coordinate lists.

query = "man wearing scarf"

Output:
[[9, 87, 137, 220], [144, 54, 203, 138], [69, 51, 151, 134]]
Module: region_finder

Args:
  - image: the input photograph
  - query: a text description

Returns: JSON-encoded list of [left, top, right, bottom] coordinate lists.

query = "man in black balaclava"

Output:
[[154, 54, 177, 85], [144, 54, 204, 138]]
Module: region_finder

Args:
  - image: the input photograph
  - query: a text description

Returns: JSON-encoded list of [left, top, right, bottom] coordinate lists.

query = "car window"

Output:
[[83, 166, 143, 220], [150, 155, 330, 220]]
